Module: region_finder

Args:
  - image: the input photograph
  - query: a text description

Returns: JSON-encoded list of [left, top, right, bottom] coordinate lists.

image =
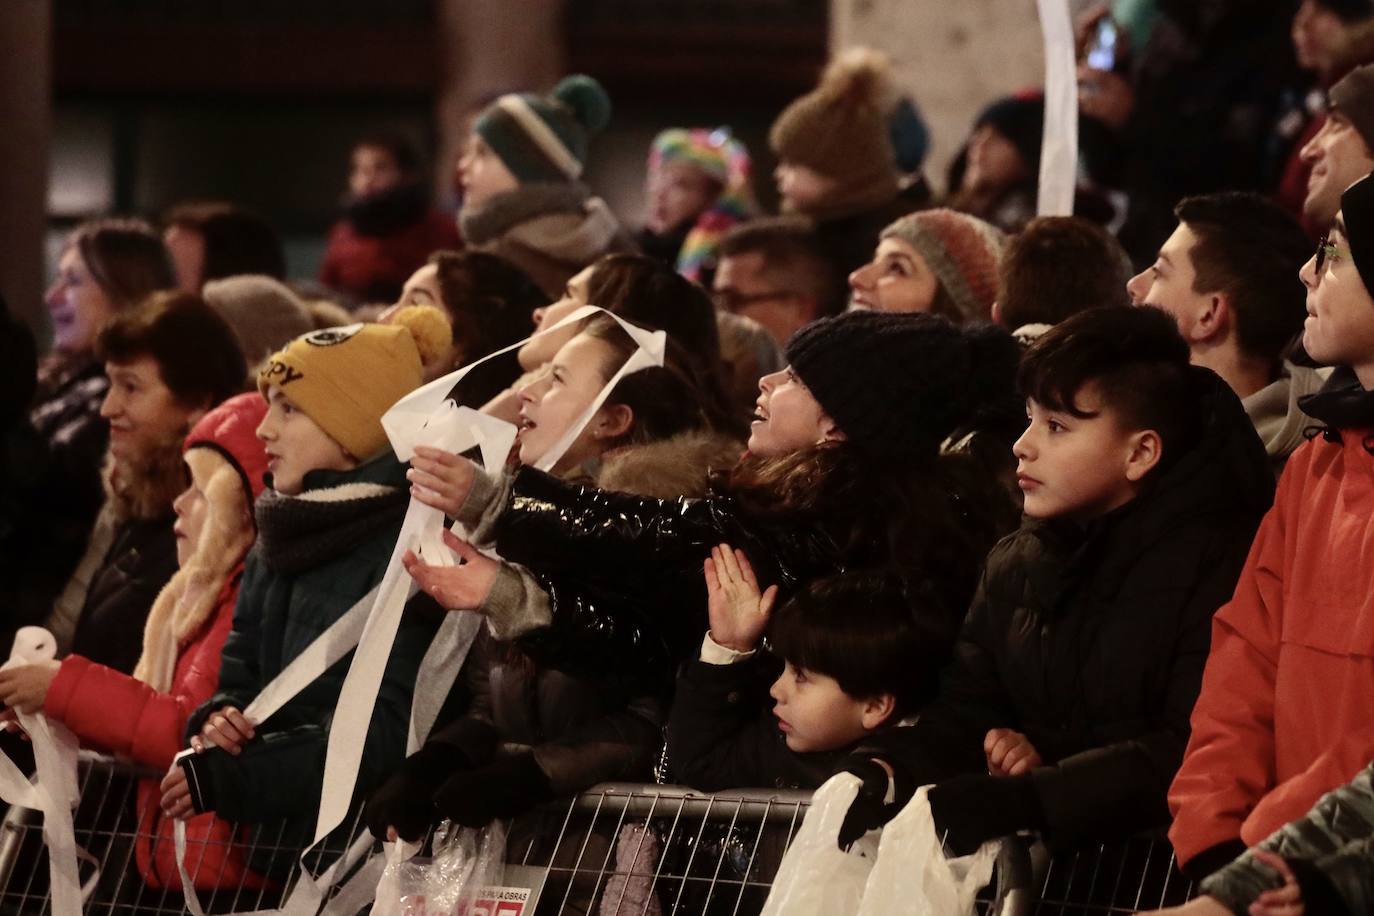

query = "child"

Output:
[[836, 305, 1274, 854], [457, 76, 636, 299], [1168, 172, 1374, 881], [667, 558, 954, 791], [158, 308, 449, 867], [400, 311, 1022, 706], [0, 393, 270, 893]]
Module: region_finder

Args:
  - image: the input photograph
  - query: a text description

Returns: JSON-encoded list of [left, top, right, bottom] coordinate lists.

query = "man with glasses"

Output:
[[1128, 192, 1323, 474], [1167, 173, 1374, 888], [712, 218, 845, 347]]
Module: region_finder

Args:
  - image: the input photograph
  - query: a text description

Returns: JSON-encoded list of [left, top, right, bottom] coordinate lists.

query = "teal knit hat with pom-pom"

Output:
[[474, 75, 612, 184]]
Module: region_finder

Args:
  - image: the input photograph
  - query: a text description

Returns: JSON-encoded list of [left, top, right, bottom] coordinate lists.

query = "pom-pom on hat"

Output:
[[769, 47, 899, 197], [784, 310, 1019, 460], [881, 209, 1007, 324], [257, 305, 452, 460], [474, 75, 612, 184]]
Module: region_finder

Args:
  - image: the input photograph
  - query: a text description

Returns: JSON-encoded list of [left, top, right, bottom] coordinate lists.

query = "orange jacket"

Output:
[[1168, 430, 1374, 868]]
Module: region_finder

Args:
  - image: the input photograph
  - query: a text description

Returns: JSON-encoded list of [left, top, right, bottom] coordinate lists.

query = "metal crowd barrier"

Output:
[[0, 754, 1196, 915]]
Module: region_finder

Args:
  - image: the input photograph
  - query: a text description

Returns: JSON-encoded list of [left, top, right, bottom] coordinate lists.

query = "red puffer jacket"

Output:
[[43, 393, 272, 891]]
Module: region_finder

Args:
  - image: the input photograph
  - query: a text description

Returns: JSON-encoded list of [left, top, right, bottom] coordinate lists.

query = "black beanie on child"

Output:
[[1342, 172, 1374, 286], [785, 311, 1016, 461]]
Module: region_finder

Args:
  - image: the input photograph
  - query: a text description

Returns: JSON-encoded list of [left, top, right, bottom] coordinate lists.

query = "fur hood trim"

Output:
[[597, 430, 744, 500]]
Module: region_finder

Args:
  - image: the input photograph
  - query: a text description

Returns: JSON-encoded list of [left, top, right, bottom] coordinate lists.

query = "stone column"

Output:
[[832, 0, 1046, 194], [0, 0, 53, 336]]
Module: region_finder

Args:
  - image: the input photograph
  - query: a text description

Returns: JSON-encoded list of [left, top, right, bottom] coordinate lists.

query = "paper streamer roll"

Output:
[[0, 627, 98, 916], [1037, 0, 1078, 217]]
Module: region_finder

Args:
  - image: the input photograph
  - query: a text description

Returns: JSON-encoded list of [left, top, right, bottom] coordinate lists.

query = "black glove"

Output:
[[364, 742, 469, 842], [432, 753, 554, 828], [927, 772, 1045, 856], [836, 756, 914, 851]]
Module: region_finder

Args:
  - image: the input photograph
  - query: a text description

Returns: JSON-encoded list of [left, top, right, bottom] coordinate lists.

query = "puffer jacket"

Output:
[[457, 463, 841, 692], [43, 393, 271, 891], [180, 453, 442, 864], [1202, 760, 1374, 916], [859, 368, 1274, 847]]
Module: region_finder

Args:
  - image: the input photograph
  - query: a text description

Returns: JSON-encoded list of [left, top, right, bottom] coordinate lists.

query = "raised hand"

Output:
[[704, 543, 777, 653], [403, 529, 499, 611]]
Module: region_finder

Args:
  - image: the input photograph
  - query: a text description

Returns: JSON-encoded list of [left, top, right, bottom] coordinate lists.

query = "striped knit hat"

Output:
[[649, 127, 757, 281], [881, 209, 1007, 324], [474, 75, 612, 184]]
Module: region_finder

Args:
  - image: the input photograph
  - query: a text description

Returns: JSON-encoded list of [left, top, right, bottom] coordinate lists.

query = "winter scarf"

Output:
[[459, 182, 622, 263], [254, 478, 408, 576], [1299, 365, 1374, 430]]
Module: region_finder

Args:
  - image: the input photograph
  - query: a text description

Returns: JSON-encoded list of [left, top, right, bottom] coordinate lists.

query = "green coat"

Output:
[[183, 454, 441, 832]]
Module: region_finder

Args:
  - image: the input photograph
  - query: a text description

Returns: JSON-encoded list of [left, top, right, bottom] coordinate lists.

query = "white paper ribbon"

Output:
[[0, 627, 98, 916], [176, 305, 663, 915], [1037, 0, 1078, 217]]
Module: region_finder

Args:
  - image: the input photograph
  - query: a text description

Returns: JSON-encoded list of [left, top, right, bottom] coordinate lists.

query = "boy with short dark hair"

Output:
[[837, 305, 1274, 854], [666, 552, 954, 790]]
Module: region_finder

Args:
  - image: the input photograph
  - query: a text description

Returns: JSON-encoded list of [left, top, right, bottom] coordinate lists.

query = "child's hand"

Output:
[[407, 447, 476, 518], [160, 765, 194, 820], [403, 530, 498, 611], [0, 660, 60, 715], [704, 543, 777, 654], [985, 728, 1042, 777], [1248, 850, 1304, 916], [196, 706, 255, 756]]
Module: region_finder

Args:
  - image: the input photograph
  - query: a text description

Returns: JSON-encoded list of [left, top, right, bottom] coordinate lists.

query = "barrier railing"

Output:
[[0, 754, 1196, 915]]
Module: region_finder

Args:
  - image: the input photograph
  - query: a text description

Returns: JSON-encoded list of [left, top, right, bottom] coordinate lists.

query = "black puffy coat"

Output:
[[860, 369, 1275, 846], [489, 466, 842, 690]]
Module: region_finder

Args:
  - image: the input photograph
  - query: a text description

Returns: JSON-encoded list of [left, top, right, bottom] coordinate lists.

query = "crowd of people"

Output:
[[5, 1, 1374, 912]]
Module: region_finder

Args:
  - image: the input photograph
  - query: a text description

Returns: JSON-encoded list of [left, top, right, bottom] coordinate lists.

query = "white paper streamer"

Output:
[[0, 627, 99, 916], [176, 304, 663, 915], [1037, 0, 1078, 217]]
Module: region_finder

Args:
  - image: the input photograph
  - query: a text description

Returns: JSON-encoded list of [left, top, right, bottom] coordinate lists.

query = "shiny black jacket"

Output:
[[491, 466, 841, 690], [859, 369, 1275, 846]]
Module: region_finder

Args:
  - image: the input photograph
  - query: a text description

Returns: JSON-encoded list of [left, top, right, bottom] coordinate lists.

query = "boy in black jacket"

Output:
[[666, 550, 953, 790], [838, 305, 1275, 854]]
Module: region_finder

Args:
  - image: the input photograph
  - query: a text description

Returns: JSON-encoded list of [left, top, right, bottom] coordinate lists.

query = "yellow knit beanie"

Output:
[[257, 305, 451, 460]]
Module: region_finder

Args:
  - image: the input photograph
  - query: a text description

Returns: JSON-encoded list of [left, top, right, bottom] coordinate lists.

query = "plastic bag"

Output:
[[855, 786, 1001, 916], [371, 819, 507, 916], [759, 773, 879, 916]]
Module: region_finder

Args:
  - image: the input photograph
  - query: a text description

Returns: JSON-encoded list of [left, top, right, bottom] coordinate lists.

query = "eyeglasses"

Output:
[[1315, 232, 1351, 274], [711, 289, 796, 313]]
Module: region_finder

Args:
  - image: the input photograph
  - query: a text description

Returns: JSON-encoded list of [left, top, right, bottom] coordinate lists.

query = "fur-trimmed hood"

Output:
[[596, 429, 744, 500]]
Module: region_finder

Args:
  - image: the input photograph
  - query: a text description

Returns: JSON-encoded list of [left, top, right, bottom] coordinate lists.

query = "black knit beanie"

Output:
[[784, 310, 1017, 460], [1341, 172, 1374, 285]]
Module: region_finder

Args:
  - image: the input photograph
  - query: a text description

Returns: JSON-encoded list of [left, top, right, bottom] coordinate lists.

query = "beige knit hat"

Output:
[[202, 274, 315, 369], [769, 48, 899, 201]]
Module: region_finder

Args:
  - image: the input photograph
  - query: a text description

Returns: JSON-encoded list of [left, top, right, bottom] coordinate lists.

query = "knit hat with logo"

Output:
[[881, 209, 1007, 324], [474, 75, 613, 184], [257, 305, 451, 460]]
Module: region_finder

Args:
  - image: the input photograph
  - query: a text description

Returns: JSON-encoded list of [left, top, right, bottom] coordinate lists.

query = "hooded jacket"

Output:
[[179, 451, 442, 868], [860, 368, 1274, 847], [1170, 366, 1374, 875], [43, 393, 271, 891]]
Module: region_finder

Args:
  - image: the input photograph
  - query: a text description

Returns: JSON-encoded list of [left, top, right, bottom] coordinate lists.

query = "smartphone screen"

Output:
[[1086, 18, 1118, 71]]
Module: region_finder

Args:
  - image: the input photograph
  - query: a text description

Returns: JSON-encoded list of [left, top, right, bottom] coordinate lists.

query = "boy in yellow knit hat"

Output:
[[159, 307, 451, 873]]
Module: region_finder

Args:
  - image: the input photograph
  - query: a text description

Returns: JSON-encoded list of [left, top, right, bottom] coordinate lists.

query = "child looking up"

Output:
[[159, 309, 450, 870], [837, 305, 1274, 855], [668, 560, 954, 790]]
